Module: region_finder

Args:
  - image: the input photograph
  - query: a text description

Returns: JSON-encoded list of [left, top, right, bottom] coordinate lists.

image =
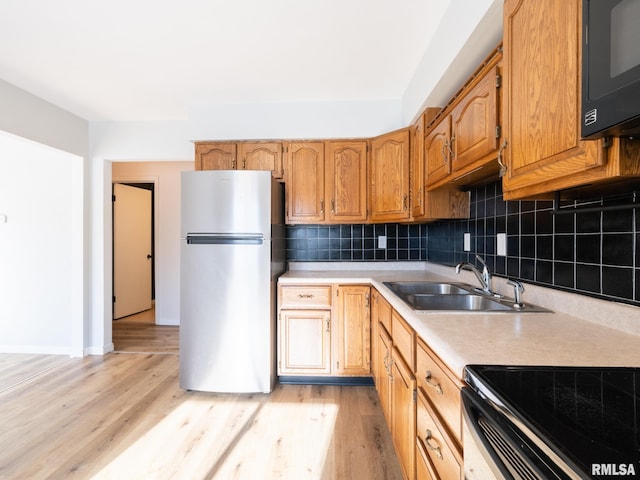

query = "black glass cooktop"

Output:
[[465, 365, 640, 478]]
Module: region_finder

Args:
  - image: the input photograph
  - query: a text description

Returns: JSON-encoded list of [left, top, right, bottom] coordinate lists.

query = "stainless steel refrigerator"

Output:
[[179, 170, 285, 393]]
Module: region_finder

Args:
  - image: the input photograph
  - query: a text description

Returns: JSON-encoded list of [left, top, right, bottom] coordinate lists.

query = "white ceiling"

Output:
[[0, 0, 459, 122]]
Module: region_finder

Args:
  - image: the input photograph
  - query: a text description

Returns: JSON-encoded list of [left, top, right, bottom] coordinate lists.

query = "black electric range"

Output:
[[463, 365, 640, 479]]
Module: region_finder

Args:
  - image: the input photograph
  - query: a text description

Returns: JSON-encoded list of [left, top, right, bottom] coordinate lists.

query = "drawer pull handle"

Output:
[[297, 294, 314, 299], [424, 430, 443, 460], [425, 370, 443, 395]]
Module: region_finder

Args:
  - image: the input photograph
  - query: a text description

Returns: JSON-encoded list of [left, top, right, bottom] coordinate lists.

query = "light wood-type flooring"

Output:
[[0, 312, 403, 479]]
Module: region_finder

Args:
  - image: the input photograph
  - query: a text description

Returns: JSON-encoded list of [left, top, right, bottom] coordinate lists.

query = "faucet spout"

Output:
[[455, 255, 493, 294]]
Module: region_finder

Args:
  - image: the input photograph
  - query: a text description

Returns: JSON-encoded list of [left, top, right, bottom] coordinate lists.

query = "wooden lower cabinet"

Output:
[[416, 390, 463, 480], [278, 309, 331, 375], [392, 347, 417, 480], [277, 283, 371, 377], [335, 285, 371, 375], [376, 323, 393, 426], [371, 304, 464, 480]]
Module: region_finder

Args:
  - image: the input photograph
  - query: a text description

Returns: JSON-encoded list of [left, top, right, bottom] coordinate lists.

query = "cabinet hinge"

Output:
[[113, 295, 116, 303], [112, 194, 116, 202], [496, 125, 502, 139], [496, 73, 502, 88], [412, 389, 417, 403]]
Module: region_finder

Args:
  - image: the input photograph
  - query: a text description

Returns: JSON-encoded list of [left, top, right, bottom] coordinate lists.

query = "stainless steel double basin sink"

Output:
[[383, 281, 549, 313]]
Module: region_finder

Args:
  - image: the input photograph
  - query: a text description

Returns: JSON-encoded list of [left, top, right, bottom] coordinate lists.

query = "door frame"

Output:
[[111, 176, 158, 321]]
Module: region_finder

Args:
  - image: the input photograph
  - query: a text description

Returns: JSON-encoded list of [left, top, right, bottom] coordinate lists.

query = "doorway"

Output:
[[112, 182, 155, 320]]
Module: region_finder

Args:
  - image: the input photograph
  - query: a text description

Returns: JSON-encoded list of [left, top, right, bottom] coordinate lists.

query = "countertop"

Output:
[[279, 262, 640, 378]]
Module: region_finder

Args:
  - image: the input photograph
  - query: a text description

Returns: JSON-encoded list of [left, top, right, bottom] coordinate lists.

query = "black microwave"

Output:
[[582, 0, 640, 139]]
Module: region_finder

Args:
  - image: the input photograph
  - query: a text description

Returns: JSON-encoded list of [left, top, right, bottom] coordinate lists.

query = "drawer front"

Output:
[[416, 390, 462, 480], [416, 338, 462, 442], [391, 310, 415, 371], [279, 285, 332, 309]]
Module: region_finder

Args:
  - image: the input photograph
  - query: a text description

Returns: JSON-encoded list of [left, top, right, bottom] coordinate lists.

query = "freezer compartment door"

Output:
[[181, 170, 272, 236]]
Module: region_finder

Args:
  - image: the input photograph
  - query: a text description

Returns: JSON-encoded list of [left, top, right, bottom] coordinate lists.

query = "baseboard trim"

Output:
[[278, 376, 374, 386]]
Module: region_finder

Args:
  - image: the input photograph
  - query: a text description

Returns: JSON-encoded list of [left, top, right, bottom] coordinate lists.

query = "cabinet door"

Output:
[[278, 310, 331, 375], [325, 141, 368, 223], [502, 0, 602, 198], [285, 142, 325, 224], [238, 142, 284, 179], [451, 65, 499, 172], [410, 115, 425, 219], [195, 142, 236, 170], [335, 285, 370, 376], [369, 129, 410, 222], [425, 116, 452, 189], [376, 325, 393, 426], [391, 348, 416, 480]]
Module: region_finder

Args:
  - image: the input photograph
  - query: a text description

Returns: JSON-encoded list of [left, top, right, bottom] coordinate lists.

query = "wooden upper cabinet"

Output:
[[425, 116, 452, 189], [501, 0, 604, 199], [195, 141, 283, 179], [451, 64, 500, 173], [425, 48, 502, 191], [195, 142, 236, 170], [410, 114, 425, 219], [285, 142, 325, 224], [369, 129, 410, 223], [238, 142, 284, 179], [325, 141, 368, 223]]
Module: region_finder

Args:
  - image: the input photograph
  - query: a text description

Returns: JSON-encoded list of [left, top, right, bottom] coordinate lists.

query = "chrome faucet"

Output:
[[455, 255, 493, 295]]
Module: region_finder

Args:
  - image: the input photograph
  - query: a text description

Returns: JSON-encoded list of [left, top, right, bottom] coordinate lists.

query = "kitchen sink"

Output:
[[383, 281, 471, 295], [383, 281, 549, 313], [404, 293, 513, 311]]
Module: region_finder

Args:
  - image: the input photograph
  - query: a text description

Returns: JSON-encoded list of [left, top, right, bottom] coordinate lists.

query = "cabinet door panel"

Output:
[[502, 0, 602, 196], [410, 115, 425, 218], [391, 349, 416, 480], [239, 142, 284, 178], [335, 285, 370, 375], [452, 66, 499, 172], [369, 130, 410, 222], [376, 325, 392, 426], [425, 116, 452, 188], [325, 141, 368, 223], [285, 142, 325, 223], [195, 143, 236, 170], [279, 310, 331, 375]]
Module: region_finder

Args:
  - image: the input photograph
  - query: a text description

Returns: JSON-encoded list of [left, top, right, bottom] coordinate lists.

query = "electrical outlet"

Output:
[[463, 233, 471, 252], [378, 235, 387, 249], [497, 233, 507, 256]]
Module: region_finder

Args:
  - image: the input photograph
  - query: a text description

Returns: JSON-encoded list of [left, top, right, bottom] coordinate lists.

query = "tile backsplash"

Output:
[[285, 180, 640, 307]]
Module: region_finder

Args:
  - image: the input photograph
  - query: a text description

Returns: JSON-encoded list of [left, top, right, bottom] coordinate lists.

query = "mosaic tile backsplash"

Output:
[[285, 180, 640, 307]]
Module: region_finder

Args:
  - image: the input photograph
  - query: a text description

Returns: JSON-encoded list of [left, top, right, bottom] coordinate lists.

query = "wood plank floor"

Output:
[[112, 307, 179, 354], [0, 328, 403, 479]]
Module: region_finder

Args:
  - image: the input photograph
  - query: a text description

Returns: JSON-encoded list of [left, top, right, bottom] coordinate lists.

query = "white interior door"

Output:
[[113, 183, 152, 319]]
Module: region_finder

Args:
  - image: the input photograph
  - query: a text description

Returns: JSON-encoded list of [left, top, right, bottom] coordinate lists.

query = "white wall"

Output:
[[188, 100, 402, 141], [401, 0, 504, 124], [112, 161, 194, 326], [89, 122, 192, 351], [0, 131, 84, 354], [0, 79, 87, 356]]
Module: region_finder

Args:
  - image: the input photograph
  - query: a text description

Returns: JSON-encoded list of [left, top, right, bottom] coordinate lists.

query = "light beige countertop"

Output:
[[280, 262, 640, 378]]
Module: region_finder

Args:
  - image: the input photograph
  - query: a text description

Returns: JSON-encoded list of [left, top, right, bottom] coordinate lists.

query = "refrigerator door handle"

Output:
[[185, 233, 264, 245]]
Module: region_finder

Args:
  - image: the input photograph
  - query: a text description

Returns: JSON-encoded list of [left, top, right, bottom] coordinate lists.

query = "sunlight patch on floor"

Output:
[[92, 393, 339, 479]]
